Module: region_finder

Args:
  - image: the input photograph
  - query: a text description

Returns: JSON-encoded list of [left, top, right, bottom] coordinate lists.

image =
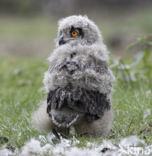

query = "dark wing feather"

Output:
[[47, 84, 110, 121]]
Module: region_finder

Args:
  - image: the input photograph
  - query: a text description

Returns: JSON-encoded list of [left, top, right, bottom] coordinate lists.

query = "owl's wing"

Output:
[[47, 55, 113, 121], [68, 86, 111, 121], [47, 84, 111, 122]]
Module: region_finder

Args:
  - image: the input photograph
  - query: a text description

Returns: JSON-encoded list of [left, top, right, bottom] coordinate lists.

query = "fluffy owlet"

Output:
[[32, 15, 115, 137]]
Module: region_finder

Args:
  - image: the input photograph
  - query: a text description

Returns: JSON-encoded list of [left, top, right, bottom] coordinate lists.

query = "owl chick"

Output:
[[32, 15, 115, 137]]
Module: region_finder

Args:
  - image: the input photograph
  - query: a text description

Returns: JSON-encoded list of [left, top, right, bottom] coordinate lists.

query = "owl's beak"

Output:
[[59, 36, 66, 45]]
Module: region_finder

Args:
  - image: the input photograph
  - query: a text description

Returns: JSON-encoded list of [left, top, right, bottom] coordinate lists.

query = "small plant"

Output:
[[110, 34, 152, 88]]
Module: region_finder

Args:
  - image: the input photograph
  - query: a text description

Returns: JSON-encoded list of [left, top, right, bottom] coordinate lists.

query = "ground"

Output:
[[0, 57, 151, 155]]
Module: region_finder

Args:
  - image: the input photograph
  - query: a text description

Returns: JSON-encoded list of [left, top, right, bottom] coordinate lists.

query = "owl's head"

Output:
[[56, 15, 103, 47]]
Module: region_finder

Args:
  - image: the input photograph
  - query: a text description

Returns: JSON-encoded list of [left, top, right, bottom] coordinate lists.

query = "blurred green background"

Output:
[[0, 0, 152, 57]]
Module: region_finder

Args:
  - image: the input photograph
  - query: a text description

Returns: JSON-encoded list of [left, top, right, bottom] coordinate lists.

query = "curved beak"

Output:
[[59, 36, 66, 45]]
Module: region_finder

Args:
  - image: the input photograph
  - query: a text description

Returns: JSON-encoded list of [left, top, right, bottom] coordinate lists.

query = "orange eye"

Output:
[[71, 30, 78, 37]]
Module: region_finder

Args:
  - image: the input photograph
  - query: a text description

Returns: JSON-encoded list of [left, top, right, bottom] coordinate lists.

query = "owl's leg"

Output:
[[53, 126, 70, 137], [31, 101, 70, 136], [74, 109, 113, 137]]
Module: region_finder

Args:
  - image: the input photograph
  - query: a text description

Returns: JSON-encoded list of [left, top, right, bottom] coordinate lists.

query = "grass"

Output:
[[0, 56, 152, 150], [0, 57, 47, 148]]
